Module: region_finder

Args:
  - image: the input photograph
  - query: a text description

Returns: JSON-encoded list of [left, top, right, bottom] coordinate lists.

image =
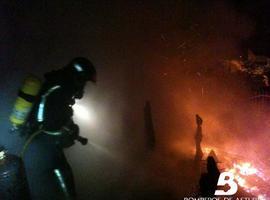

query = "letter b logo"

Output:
[[215, 172, 238, 195]]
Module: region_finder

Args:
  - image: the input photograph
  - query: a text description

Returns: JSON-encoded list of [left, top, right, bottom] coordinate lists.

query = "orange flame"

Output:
[[202, 147, 269, 199]]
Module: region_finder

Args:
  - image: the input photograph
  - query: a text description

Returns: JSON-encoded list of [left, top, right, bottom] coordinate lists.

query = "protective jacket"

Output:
[[24, 68, 84, 200]]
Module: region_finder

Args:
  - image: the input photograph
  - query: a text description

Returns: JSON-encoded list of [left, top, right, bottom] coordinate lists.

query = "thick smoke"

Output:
[[1, 1, 265, 199], [69, 1, 260, 198], [135, 0, 258, 197]]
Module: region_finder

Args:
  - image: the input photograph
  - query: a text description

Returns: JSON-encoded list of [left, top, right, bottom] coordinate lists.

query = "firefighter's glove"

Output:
[[59, 124, 79, 148]]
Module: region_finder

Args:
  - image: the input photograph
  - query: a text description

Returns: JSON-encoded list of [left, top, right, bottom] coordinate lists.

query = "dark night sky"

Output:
[[231, 0, 270, 54], [1, 1, 270, 199], [1, 0, 270, 74]]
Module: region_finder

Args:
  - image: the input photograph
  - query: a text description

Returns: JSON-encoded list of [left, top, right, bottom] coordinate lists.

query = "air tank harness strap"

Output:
[[20, 126, 44, 158]]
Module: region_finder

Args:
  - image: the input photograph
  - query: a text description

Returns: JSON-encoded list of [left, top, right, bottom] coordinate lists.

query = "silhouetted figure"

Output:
[[144, 101, 156, 150], [199, 156, 220, 197], [194, 114, 203, 163], [208, 150, 218, 163]]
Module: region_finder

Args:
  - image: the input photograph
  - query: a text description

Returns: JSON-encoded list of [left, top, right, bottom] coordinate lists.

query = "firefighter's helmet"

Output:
[[67, 57, 97, 83]]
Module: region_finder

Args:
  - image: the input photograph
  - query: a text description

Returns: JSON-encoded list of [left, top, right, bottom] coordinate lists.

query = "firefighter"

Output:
[[23, 57, 96, 200]]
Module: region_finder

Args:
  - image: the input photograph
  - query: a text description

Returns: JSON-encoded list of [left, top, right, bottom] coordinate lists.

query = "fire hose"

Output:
[[20, 126, 88, 158]]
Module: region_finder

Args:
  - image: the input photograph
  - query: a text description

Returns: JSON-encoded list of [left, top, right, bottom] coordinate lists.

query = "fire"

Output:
[[227, 162, 258, 189], [233, 162, 258, 176], [202, 147, 270, 199]]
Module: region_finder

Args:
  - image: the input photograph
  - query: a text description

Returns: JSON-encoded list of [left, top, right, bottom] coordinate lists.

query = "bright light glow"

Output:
[[73, 104, 90, 120], [234, 162, 258, 176], [73, 103, 96, 125]]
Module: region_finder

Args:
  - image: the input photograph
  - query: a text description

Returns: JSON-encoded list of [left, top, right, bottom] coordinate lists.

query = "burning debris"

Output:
[[200, 146, 270, 199], [194, 112, 270, 199], [224, 50, 270, 87]]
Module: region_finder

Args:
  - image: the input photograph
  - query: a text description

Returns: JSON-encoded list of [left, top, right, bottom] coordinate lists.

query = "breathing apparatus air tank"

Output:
[[10, 75, 41, 129], [0, 147, 31, 200]]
